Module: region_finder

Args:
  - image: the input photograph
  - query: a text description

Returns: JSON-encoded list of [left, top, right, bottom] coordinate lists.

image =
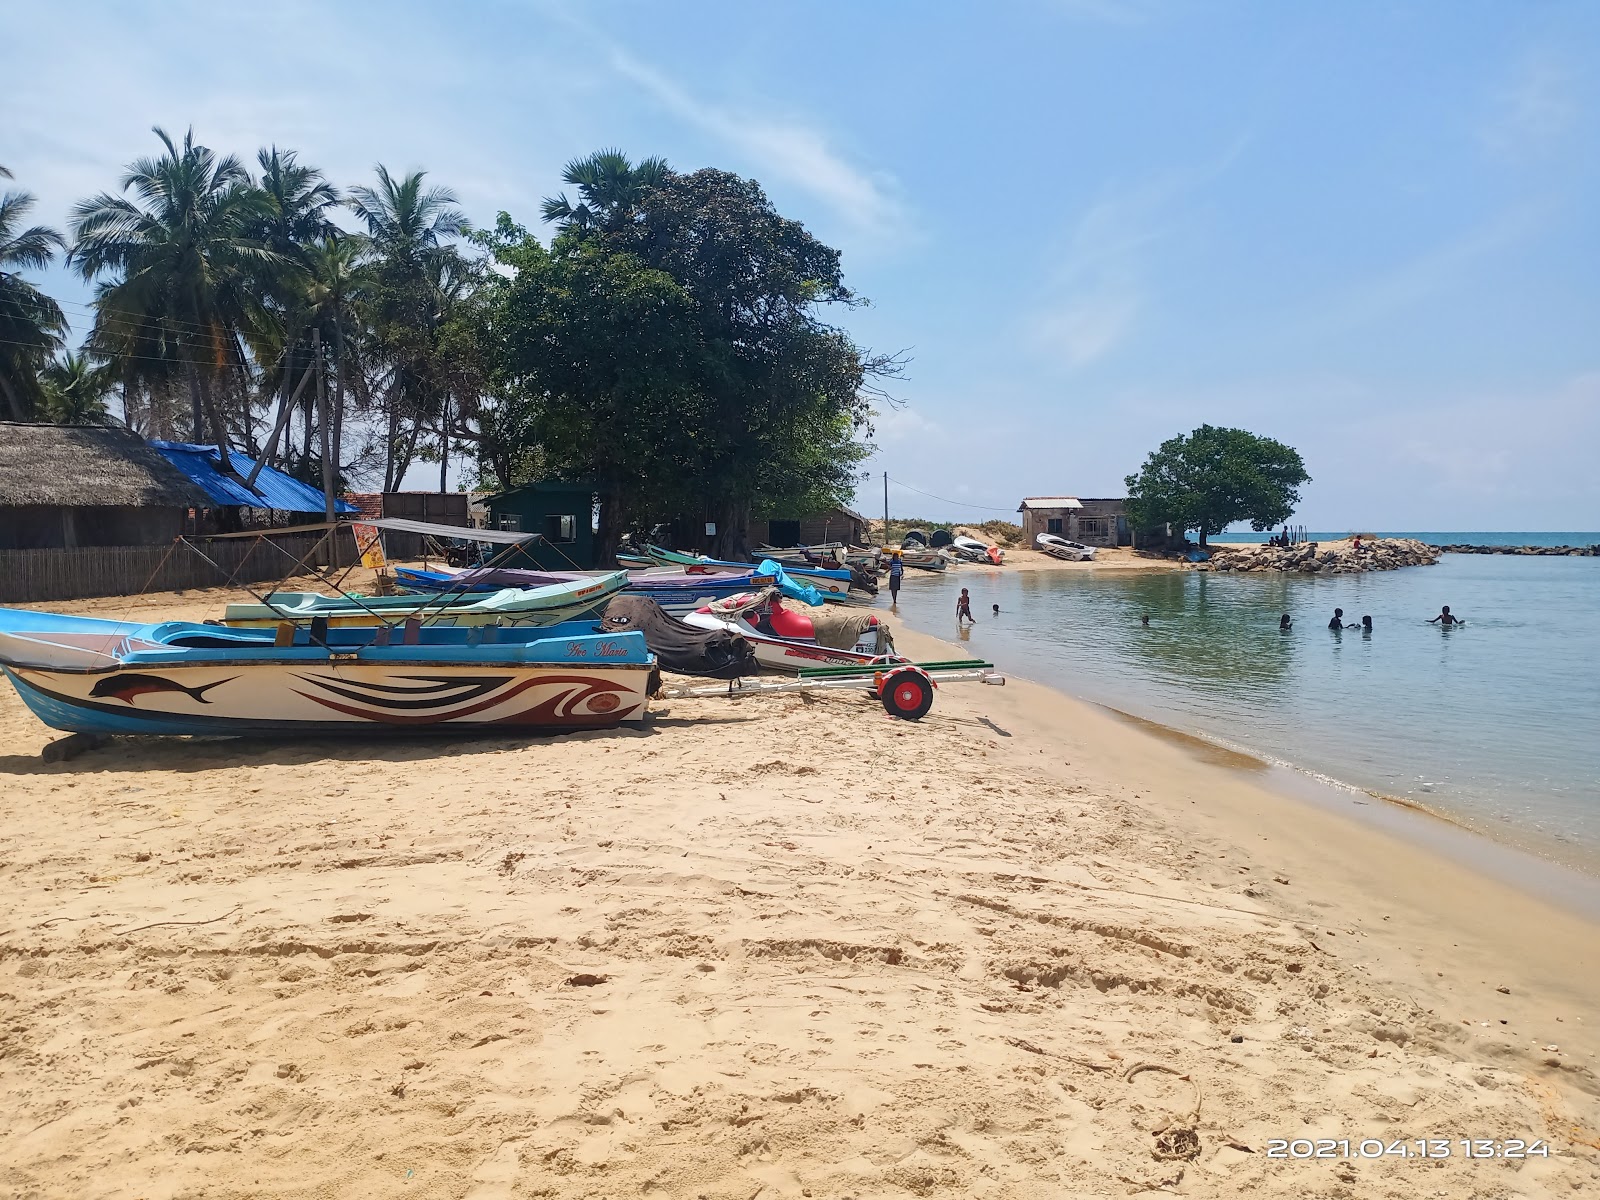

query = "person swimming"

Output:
[[1328, 607, 1346, 630], [1360, 615, 1373, 632], [1141, 613, 1150, 627], [1279, 613, 1292, 631], [992, 603, 1000, 615], [1428, 605, 1464, 626]]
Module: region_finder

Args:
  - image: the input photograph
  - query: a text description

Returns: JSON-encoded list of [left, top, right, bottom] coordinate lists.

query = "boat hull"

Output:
[[3, 658, 652, 736], [681, 612, 889, 673]]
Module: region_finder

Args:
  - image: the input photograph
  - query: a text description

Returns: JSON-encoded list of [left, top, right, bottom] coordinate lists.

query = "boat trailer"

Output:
[[655, 659, 1005, 720]]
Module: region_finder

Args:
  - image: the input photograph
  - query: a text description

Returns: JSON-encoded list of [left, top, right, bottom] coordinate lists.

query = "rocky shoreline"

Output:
[[1435, 543, 1599, 556], [1196, 537, 1438, 574]]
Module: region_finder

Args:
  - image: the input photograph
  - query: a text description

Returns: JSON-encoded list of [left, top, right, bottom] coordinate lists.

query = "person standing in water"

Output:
[[1279, 613, 1293, 631], [956, 588, 975, 624], [1428, 605, 1464, 626], [1360, 615, 1373, 632], [1328, 607, 1347, 630], [887, 552, 904, 606]]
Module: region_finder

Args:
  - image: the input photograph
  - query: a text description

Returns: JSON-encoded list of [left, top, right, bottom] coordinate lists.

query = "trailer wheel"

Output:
[[880, 669, 934, 720]]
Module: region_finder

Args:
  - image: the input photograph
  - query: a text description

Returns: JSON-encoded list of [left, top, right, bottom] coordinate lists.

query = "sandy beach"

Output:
[[2, 584, 1597, 1198]]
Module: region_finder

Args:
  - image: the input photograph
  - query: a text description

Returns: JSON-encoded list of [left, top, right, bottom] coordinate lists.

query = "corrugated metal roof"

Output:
[[150, 442, 357, 514], [1017, 496, 1083, 509]]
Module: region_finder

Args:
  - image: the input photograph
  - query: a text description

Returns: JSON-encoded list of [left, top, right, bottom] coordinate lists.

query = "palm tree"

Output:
[[0, 164, 69, 420], [348, 166, 466, 489], [540, 149, 668, 235], [245, 147, 345, 472], [68, 127, 284, 466], [39, 351, 114, 424]]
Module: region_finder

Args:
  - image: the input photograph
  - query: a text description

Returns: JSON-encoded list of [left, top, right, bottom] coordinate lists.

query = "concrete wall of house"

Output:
[[487, 488, 596, 570], [1019, 506, 1078, 543], [0, 504, 185, 550]]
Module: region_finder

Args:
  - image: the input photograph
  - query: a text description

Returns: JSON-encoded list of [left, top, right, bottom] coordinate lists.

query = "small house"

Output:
[[344, 491, 469, 558], [0, 422, 210, 549], [1018, 496, 1177, 549], [758, 506, 868, 549], [485, 481, 596, 570]]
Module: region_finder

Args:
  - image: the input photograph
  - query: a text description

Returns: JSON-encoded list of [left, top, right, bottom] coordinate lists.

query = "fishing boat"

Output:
[[951, 536, 1004, 565], [638, 544, 868, 601], [897, 547, 947, 571], [683, 589, 895, 673], [222, 572, 629, 629], [1036, 533, 1096, 561], [0, 607, 655, 737]]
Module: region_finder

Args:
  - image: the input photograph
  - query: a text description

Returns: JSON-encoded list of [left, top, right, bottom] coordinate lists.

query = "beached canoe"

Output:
[[0, 607, 655, 737], [223, 572, 629, 629]]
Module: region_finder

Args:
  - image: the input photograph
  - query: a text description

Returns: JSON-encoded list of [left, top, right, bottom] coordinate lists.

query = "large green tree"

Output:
[[1124, 424, 1310, 547], [486, 219, 709, 552], [588, 165, 887, 558], [0, 165, 68, 420], [69, 127, 285, 462]]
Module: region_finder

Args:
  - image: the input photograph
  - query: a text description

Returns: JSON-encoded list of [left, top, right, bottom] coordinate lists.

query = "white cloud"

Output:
[[602, 47, 909, 241], [1481, 53, 1579, 160], [1027, 138, 1246, 369]]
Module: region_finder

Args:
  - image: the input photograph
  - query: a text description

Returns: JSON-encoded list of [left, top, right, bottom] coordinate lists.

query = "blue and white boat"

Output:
[[0, 607, 655, 737]]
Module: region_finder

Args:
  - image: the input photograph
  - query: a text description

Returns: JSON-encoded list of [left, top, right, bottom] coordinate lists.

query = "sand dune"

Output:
[[1, 592, 1596, 1197]]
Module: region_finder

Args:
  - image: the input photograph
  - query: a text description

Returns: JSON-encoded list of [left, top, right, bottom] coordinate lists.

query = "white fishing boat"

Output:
[[1035, 533, 1096, 561], [222, 573, 628, 629], [0, 608, 655, 736], [951, 536, 1004, 565]]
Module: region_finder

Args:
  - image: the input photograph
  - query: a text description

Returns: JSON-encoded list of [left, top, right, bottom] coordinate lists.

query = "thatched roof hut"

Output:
[[0, 422, 208, 509], [0, 422, 209, 549]]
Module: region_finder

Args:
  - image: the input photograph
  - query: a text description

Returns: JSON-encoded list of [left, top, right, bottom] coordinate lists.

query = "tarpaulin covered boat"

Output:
[[683, 588, 895, 673], [0, 607, 655, 736]]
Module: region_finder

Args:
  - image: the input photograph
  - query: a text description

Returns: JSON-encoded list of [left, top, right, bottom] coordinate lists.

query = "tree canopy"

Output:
[[488, 163, 890, 558], [1123, 425, 1310, 547]]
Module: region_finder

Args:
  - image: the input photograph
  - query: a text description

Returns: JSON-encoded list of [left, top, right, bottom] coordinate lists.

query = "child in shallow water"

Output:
[[956, 588, 975, 624]]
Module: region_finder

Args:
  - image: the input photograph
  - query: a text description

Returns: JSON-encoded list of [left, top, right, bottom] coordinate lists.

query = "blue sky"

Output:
[[5, 0, 1597, 530]]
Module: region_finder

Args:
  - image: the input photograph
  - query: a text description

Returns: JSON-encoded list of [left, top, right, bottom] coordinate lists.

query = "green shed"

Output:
[[485, 482, 597, 570]]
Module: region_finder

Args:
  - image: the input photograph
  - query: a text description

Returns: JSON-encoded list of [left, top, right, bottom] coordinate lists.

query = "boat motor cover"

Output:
[[757, 560, 825, 607], [929, 529, 954, 548], [601, 595, 758, 679]]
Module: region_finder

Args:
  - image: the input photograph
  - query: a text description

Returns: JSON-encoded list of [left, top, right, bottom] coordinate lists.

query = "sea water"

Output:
[[889, 553, 1600, 867]]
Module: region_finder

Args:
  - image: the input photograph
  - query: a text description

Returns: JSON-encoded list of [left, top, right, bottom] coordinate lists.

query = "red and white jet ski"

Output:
[[682, 588, 898, 673]]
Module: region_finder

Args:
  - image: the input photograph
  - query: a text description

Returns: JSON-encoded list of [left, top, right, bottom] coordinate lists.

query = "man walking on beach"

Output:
[[887, 552, 904, 605]]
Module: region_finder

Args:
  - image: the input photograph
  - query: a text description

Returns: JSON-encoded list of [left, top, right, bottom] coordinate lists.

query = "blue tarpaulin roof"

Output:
[[150, 442, 356, 514]]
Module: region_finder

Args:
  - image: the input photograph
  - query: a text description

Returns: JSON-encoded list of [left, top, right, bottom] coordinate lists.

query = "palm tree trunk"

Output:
[[185, 364, 205, 443], [438, 392, 449, 493], [0, 372, 29, 422], [384, 397, 400, 493], [331, 315, 345, 492], [196, 368, 234, 476]]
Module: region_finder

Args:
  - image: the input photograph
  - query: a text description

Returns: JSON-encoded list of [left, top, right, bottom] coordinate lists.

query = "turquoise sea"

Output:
[[888, 550, 1600, 869]]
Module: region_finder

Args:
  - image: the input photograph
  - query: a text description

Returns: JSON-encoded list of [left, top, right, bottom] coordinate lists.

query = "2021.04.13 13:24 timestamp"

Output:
[[1267, 1138, 1551, 1160]]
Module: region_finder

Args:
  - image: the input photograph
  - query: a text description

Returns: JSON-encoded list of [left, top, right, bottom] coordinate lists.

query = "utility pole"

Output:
[[883, 471, 889, 547], [313, 327, 335, 525]]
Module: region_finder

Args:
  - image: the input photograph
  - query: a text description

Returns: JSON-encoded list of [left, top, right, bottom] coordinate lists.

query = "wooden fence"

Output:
[[0, 534, 359, 604]]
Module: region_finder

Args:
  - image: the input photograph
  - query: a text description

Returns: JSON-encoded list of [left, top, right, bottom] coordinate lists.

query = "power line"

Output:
[[886, 475, 1017, 513]]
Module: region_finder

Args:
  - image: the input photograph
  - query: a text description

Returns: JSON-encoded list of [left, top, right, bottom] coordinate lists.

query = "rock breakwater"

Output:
[[1198, 538, 1439, 574], [1435, 544, 1599, 556]]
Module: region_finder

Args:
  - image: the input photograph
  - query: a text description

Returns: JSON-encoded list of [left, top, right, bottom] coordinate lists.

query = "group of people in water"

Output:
[[1269, 605, 1464, 632]]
